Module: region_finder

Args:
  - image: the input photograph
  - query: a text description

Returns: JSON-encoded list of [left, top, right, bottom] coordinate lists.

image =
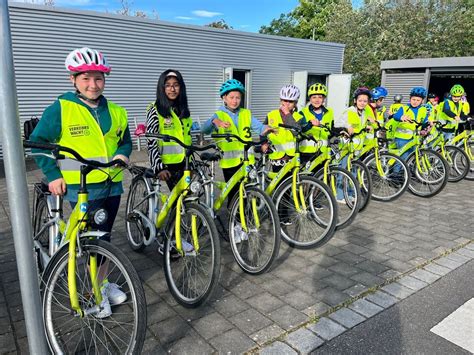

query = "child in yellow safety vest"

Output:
[[294, 83, 334, 164], [202, 79, 273, 203], [264, 84, 300, 171], [437, 85, 469, 141], [146, 69, 194, 190]]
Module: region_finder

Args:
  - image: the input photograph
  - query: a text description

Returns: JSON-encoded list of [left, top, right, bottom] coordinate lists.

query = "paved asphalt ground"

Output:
[[0, 150, 473, 354]]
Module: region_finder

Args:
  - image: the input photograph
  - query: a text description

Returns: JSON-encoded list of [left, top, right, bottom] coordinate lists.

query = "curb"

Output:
[[251, 241, 474, 354]]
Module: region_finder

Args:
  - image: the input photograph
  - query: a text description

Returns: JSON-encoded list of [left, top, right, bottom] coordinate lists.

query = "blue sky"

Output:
[[48, 0, 300, 33]]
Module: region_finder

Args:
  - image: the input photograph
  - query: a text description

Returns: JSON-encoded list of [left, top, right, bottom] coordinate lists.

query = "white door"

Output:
[[326, 74, 352, 120], [293, 71, 308, 109]]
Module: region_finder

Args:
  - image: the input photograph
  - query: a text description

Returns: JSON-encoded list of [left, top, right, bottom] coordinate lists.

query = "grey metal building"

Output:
[[381, 57, 474, 106], [3, 2, 347, 158]]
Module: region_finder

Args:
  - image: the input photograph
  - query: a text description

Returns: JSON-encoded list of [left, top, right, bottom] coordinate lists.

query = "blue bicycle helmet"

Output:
[[219, 79, 245, 97], [372, 86, 388, 100], [410, 87, 427, 98]]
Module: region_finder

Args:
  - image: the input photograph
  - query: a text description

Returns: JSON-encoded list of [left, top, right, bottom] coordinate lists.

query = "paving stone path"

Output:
[[0, 151, 472, 354]]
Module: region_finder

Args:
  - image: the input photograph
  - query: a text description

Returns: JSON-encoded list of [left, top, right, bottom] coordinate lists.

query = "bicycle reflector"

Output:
[[92, 208, 108, 226]]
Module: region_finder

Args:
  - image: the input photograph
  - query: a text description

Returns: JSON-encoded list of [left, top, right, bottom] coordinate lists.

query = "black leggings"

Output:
[[222, 164, 242, 207], [163, 162, 186, 191]]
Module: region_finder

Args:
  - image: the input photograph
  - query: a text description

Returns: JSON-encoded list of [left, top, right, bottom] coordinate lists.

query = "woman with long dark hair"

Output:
[[146, 69, 192, 189]]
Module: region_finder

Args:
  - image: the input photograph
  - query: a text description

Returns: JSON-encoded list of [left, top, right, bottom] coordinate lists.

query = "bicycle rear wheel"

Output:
[[273, 175, 337, 249], [125, 175, 149, 252], [163, 202, 220, 308], [406, 149, 449, 197], [465, 142, 474, 180], [42, 239, 146, 354], [363, 152, 409, 202], [228, 186, 281, 274], [443, 145, 470, 182], [314, 167, 360, 230], [33, 196, 50, 275]]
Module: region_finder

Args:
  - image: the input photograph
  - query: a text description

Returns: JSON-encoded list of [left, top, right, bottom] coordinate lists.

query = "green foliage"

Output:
[[205, 19, 233, 29], [261, 0, 474, 90]]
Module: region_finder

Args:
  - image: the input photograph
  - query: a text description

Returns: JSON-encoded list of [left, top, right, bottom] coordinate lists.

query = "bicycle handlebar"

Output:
[[143, 133, 217, 152], [23, 140, 128, 168], [211, 133, 267, 146]]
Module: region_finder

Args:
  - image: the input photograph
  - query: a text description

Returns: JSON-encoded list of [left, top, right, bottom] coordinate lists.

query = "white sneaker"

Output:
[[233, 224, 248, 244], [95, 291, 112, 319], [102, 281, 127, 306], [336, 198, 346, 204]]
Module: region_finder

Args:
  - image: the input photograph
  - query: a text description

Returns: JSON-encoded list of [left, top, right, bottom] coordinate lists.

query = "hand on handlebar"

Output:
[[49, 178, 66, 196], [112, 154, 129, 166], [310, 119, 320, 127], [401, 115, 413, 123]]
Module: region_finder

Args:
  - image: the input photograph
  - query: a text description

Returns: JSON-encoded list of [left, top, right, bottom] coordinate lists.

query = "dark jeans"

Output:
[[70, 195, 121, 242]]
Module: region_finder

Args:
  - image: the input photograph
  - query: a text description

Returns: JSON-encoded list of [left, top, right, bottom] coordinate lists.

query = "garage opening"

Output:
[[428, 73, 474, 109]]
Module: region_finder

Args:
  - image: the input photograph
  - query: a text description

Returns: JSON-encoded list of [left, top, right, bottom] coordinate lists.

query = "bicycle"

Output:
[[192, 133, 280, 274], [389, 121, 449, 197], [426, 121, 470, 182], [254, 125, 338, 249], [25, 140, 146, 354], [126, 127, 221, 307]]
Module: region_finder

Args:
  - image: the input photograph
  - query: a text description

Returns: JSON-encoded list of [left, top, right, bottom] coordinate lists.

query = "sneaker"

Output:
[[336, 198, 347, 204], [95, 291, 112, 319], [233, 224, 249, 243], [281, 220, 293, 226], [102, 281, 127, 306]]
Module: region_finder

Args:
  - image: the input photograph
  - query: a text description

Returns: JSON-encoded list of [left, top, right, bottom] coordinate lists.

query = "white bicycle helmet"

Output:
[[280, 84, 301, 101], [65, 47, 111, 75]]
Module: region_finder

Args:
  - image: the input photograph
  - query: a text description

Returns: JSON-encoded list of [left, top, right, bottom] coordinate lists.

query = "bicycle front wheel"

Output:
[[42, 239, 146, 354], [406, 149, 449, 198], [228, 186, 281, 274], [273, 175, 337, 249], [163, 202, 220, 308], [125, 175, 149, 252], [443, 145, 470, 182], [349, 160, 372, 212], [364, 152, 409, 202]]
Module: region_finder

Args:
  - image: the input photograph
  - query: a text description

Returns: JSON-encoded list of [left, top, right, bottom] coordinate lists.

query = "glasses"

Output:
[[165, 84, 180, 90]]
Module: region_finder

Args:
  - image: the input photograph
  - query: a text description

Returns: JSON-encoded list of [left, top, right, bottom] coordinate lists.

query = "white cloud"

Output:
[[175, 16, 195, 20], [192, 10, 222, 18], [240, 25, 250, 28]]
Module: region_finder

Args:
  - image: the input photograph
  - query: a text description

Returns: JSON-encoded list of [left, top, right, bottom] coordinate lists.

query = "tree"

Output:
[[205, 19, 233, 29]]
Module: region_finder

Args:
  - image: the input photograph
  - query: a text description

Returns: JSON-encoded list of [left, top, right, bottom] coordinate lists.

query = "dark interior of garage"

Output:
[[428, 73, 473, 112]]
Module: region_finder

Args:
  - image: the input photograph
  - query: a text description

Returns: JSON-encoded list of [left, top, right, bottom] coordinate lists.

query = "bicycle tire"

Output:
[[349, 160, 372, 212], [313, 166, 361, 230], [163, 202, 221, 308], [125, 175, 149, 252], [42, 239, 146, 354], [443, 145, 470, 182], [273, 175, 337, 249], [363, 152, 409, 202], [406, 149, 449, 198], [228, 186, 281, 274], [465, 141, 474, 181], [33, 196, 50, 275]]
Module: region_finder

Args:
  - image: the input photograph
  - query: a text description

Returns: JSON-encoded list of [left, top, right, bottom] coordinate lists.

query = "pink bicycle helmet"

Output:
[[65, 47, 111, 75]]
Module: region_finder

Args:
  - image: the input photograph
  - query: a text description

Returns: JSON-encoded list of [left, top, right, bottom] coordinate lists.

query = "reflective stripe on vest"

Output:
[[214, 109, 253, 168], [266, 109, 296, 160], [57, 99, 127, 185]]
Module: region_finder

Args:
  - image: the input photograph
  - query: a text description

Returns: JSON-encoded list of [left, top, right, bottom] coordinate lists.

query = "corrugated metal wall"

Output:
[[382, 72, 427, 106], [2, 3, 344, 158]]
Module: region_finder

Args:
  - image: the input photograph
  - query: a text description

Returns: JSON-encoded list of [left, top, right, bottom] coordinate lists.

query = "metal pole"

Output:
[[0, 1, 48, 353]]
